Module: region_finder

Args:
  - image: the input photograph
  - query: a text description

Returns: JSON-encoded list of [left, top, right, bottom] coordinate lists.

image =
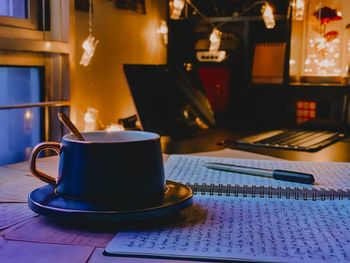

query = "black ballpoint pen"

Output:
[[203, 162, 315, 184]]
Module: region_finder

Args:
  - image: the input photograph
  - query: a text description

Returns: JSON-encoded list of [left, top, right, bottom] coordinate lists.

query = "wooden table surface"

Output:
[[1, 129, 350, 262]]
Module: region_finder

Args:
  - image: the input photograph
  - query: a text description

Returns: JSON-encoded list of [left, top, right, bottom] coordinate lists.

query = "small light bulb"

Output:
[[173, 0, 185, 9], [157, 21, 168, 34], [157, 20, 168, 44], [84, 107, 98, 132], [293, 0, 305, 21], [170, 0, 185, 19], [80, 34, 99, 67], [262, 2, 275, 29], [209, 28, 222, 51], [24, 110, 33, 120]]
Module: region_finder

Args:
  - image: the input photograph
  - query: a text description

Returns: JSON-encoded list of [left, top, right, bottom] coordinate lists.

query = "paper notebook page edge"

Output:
[[188, 148, 282, 160], [103, 250, 266, 263], [165, 154, 350, 190], [166, 154, 350, 166]]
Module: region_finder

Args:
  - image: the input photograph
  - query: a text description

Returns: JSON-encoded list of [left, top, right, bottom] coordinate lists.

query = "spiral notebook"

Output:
[[105, 155, 350, 262], [165, 155, 350, 200]]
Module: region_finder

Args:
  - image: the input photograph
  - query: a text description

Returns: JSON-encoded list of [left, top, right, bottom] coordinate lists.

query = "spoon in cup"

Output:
[[58, 112, 85, 141]]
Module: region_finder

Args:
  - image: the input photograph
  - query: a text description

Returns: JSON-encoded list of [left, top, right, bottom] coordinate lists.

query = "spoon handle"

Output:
[[58, 112, 85, 141]]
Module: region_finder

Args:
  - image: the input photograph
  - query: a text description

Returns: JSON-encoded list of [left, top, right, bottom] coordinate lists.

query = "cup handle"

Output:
[[29, 142, 61, 185]]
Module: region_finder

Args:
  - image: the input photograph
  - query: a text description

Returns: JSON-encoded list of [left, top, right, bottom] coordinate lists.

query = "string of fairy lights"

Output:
[[79, 0, 99, 67], [162, 0, 308, 50], [79, 0, 280, 131], [166, 0, 277, 52]]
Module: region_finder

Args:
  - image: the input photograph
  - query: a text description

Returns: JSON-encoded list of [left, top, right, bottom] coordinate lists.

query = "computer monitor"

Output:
[[123, 64, 215, 137]]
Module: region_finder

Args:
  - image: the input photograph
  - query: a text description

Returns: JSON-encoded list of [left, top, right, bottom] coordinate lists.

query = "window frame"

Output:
[[0, 0, 39, 30], [0, 51, 70, 140], [0, 0, 72, 146]]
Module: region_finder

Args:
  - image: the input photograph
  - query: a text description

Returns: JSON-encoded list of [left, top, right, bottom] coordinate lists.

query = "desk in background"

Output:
[[161, 128, 350, 162]]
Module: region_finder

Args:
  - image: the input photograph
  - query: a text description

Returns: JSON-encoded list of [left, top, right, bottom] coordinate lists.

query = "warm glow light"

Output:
[[105, 123, 125, 132], [292, 0, 305, 21], [157, 20, 168, 44], [170, 0, 185, 20], [80, 34, 99, 67], [302, 3, 344, 78], [319, 59, 331, 68], [195, 117, 209, 129], [84, 107, 98, 131], [157, 20, 168, 35], [24, 110, 33, 120], [173, 0, 185, 10], [262, 2, 275, 29], [209, 28, 222, 51], [80, 0, 98, 67], [305, 36, 341, 76], [24, 109, 34, 131], [183, 109, 189, 119]]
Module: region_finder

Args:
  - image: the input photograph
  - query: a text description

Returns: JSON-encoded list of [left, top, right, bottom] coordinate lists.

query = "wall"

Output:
[[72, 0, 167, 130]]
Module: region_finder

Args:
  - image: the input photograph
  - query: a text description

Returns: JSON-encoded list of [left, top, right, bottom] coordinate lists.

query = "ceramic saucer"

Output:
[[28, 180, 193, 222]]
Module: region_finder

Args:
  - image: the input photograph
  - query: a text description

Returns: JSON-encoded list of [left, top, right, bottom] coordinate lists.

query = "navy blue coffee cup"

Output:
[[29, 131, 166, 209]]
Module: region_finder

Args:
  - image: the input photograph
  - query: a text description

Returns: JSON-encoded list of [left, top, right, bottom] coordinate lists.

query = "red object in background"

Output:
[[197, 67, 231, 113], [296, 100, 317, 124]]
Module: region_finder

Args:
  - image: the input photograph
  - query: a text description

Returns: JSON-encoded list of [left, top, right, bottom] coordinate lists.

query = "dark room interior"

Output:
[[1, 0, 350, 262]]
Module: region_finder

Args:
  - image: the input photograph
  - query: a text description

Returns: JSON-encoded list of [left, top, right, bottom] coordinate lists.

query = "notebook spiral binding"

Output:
[[186, 183, 350, 201]]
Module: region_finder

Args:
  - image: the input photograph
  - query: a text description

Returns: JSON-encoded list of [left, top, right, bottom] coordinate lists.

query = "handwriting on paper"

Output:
[[106, 195, 350, 262]]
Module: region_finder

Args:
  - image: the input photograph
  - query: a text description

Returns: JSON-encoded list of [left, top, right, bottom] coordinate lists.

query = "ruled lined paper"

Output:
[[165, 155, 350, 189], [106, 195, 350, 262]]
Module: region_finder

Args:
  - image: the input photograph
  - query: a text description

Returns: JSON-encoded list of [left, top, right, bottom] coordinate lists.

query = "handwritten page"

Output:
[[165, 155, 350, 189], [106, 195, 350, 262]]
